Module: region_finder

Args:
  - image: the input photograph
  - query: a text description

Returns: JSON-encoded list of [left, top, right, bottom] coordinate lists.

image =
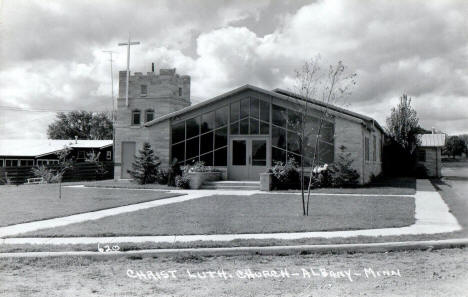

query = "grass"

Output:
[[0, 184, 181, 227], [20, 193, 415, 237]]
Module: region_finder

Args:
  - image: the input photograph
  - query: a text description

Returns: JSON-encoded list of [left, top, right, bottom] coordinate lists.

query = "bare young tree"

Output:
[[55, 146, 73, 199], [291, 57, 357, 216]]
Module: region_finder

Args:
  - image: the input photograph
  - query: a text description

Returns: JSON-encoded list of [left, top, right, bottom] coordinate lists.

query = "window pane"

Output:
[[230, 101, 240, 122], [272, 147, 286, 164], [215, 106, 228, 128], [186, 157, 199, 165], [171, 121, 185, 144], [186, 137, 199, 159], [214, 147, 227, 166], [288, 109, 302, 131], [240, 118, 249, 134], [201, 111, 215, 133], [171, 142, 185, 164], [200, 152, 213, 166], [287, 131, 301, 154], [304, 116, 320, 136], [132, 111, 140, 125], [200, 132, 213, 154], [186, 117, 200, 138], [141, 85, 147, 95], [365, 137, 369, 161], [145, 111, 154, 122], [303, 140, 316, 159], [287, 152, 301, 166], [230, 121, 239, 135], [250, 97, 259, 119], [272, 126, 286, 149], [215, 127, 227, 149], [251, 140, 266, 166], [240, 98, 249, 119], [232, 140, 246, 165], [260, 121, 269, 135], [249, 118, 259, 134], [320, 121, 334, 143], [260, 100, 270, 122], [319, 141, 334, 164], [272, 104, 286, 127]]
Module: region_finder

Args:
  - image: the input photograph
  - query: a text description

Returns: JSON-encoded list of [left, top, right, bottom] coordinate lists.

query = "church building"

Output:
[[114, 67, 384, 184]]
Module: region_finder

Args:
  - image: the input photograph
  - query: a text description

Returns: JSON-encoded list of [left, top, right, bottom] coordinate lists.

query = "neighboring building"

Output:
[[417, 133, 446, 177], [0, 139, 113, 167], [114, 67, 385, 184]]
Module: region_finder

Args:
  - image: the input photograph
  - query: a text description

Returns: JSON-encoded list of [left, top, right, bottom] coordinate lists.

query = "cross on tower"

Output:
[[118, 33, 140, 106]]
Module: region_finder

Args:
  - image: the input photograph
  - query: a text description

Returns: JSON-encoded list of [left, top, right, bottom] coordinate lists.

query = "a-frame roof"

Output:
[[145, 84, 384, 133]]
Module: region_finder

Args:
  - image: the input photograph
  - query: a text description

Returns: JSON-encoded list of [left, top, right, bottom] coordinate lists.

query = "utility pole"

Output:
[[118, 33, 140, 107], [103, 50, 116, 166]]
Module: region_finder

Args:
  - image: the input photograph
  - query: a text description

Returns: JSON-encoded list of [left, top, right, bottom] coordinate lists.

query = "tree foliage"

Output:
[[384, 94, 421, 176], [386, 94, 420, 152], [47, 111, 113, 140], [443, 136, 467, 158], [127, 142, 161, 184]]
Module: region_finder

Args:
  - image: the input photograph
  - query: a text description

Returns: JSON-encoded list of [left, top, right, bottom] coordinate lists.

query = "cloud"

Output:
[[0, 0, 467, 139]]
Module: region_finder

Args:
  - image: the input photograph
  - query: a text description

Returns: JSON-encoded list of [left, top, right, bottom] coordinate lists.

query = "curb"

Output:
[[1, 238, 467, 258]]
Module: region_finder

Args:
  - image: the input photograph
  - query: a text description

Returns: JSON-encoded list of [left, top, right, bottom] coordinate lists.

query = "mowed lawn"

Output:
[[0, 184, 181, 227], [22, 193, 415, 237]]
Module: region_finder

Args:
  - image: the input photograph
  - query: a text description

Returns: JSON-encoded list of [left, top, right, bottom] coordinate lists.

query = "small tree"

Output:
[[443, 136, 467, 159], [291, 57, 357, 215], [56, 146, 73, 199], [330, 146, 360, 187], [85, 150, 108, 179], [127, 142, 160, 184]]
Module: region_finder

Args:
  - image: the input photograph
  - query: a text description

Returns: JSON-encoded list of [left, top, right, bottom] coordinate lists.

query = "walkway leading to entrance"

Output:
[[0, 180, 461, 245]]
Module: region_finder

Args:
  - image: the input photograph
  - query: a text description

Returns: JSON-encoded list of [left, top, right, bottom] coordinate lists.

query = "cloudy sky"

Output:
[[1, 0, 467, 139]]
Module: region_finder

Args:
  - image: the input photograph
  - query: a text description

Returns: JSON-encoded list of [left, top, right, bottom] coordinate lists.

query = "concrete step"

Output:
[[201, 180, 260, 190]]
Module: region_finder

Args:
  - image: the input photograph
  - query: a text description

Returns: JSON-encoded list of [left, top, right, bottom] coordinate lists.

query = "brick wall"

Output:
[[334, 117, 383, 184], [114, 68, 190, 179]]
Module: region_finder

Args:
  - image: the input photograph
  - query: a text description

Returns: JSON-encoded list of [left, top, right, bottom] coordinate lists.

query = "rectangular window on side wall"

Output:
[[179, 87, 182, 97], [365, 137, 370, 161], [0, 159, 3, 167], [145, 110, 154, 122], [106, 151, 112, 160], [132, 110, 141, 125], [5, 159, 18, 167], [140, 85, 147, 96], [373, 135, 377, 162]]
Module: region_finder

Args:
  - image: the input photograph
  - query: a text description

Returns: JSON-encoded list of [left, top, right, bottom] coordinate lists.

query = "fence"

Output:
[[0, 162, 114, 185]]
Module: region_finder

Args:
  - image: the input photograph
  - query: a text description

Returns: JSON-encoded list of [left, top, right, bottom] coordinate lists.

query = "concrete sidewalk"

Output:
[[0, 179, 461, 245], [2, 238, 467, 258]]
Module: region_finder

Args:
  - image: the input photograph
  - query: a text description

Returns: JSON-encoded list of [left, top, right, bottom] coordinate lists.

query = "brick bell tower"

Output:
[[114, 64, 191, 179], [116, 64, 191, 126]]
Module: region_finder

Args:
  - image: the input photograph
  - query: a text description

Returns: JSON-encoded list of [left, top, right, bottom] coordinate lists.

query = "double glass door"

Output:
[[229, 137, 269, 180]]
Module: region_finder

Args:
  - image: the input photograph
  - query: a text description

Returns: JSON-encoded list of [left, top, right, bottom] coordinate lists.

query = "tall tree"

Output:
[[443, 136, 467, 158], [47, 111, 113, 140], [383, 94, 420, 176], [386, 94, 420, 152]]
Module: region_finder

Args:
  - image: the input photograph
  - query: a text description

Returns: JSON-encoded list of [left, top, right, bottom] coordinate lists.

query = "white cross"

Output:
[[118, 33, 140, 106]]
